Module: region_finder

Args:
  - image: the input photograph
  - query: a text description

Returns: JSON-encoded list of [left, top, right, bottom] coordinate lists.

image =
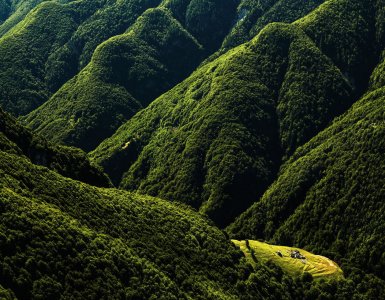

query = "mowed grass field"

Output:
[[232, 240, 344, 280]]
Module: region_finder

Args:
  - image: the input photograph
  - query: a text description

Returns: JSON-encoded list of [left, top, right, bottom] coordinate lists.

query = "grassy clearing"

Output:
[[232, 239, 344, 280]]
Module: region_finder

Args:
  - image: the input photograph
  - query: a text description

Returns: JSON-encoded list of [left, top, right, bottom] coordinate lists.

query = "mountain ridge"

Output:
[[0, 0, 385, 298]]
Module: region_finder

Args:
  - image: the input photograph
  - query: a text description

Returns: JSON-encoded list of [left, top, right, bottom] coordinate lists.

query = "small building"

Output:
[[290, 250, 306, 260]]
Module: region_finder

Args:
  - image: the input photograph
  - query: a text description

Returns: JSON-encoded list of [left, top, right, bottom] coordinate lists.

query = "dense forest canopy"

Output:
[[0, 0, 384, 298]]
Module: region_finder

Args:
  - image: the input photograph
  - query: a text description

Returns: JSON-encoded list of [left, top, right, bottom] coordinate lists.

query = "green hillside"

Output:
[[3, 109, 384, 299], [0, 1, 79, 115], [21, 0, 238, 151], [232, 240, 344, 280], [0, 0, 162, 115], [0, 108, 110, 187], [0, 118, 318, 299], [1, 0, 385, 298], [228, 21, 385, 298], [0, 0, 74, 37], [222, 0, 327, 50], [1, 0, 330, 150], [91, 0, 382, 227], [23, 6, 205, 151]]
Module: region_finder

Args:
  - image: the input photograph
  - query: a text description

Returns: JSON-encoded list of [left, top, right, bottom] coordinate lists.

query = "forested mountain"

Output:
[[91, 0, 383, 227], [0, 108, 110, 187], [222, 0, 327, 49], [0, 71, 381, 300], [1, 0, 385, 298], [227, 41, 385, 294], [21, 0, 238, 151], [23, 6, 205, 151], [0, 136, 293, 299], [0, 0, 72, 37], [1, 110, 353, 299], [0, 0, 238, 150]]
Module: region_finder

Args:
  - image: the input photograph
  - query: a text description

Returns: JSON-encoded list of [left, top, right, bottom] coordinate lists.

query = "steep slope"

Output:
[[0, 139, 314, 299], [22, 0, 238, 151], [228, 41, 385, 291], [0, 108, 110, 187], [0, 0, 237, 119], [0, 0, 162, 116], [91, 0, 383, 227], [0, 1, 79, 115], [23, 7, 204, 151], [1, 187, 182, 299], [91, 23, 352, 226], [222, 0, 327, 50], [3, 108, 385, 299], [0, 0, 74, 37]]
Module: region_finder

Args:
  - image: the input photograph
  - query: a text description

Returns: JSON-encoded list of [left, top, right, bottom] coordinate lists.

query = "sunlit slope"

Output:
[[91, 0, 384, 227], [0, 0, 74, 37], [0, 147, 309, 299], [0, 2, 79, 115], [228, 22, 385, 289], [23, 7, 205, 151], [0, 0, 237, 117], [232, 240, 344, 280]]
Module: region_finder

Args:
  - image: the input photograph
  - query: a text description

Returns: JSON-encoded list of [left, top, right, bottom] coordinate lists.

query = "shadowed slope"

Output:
[[0, 108, 110, 187], [23, 7, 205, 151], [228, 37, 385, 289], [222, 0, 327, 50], [0, 137, 311, 299], [91, 17, 356, 227]]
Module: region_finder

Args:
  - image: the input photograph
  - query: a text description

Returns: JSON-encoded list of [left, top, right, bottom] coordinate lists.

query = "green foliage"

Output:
[[184, 0, 238, 52], [222, 0, 327, 50], [228, 83, 385, 277], [0, 145, 310, 299], [21, 0, 240, 151], [46, 0, 162, 90], [296, 0, 382, 94], [228, 19, 385, 296], [0, 1, 78, 115], [23, 7, 204, 151], [0, 0, 11, 24], [0, 108, 110, 187], [92, 9, 363, 227], [0, 0, 75, 37], [0, 284, 15, 300], [0, 188, 181, 300], [1, 0, 385, 298], [0, 0, 166, 116]]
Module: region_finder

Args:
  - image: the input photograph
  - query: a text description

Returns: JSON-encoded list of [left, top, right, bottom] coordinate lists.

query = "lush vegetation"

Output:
[[0, 108, 110, 187], [0, 0, 75, 37], [4, 113, 384, 299], [17, 0, 239, 150], [0, 0, 167, 115], [1, 0, 385, 298], [228, 13, 385, 299], [0, 1, 78, 115], [92, 0, 384, 227], [222, 0, 327, 50], [23, 6, 204, 151], [0, 132, 323, 299]]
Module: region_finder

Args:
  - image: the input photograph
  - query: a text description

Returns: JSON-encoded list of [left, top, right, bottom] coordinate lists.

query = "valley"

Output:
[[0, 0, 384, 298]]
